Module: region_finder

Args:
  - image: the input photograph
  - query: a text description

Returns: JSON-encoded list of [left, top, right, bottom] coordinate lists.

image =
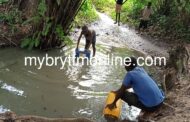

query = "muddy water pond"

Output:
[[0, 12, 164, 122], [0, 45, 148, 121]]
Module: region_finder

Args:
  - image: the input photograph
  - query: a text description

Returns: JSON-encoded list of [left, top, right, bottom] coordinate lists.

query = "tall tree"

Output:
[[14, 0, 85, 50]]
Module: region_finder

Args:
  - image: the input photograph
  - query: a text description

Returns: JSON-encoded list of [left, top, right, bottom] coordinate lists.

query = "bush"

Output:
[[74, 0, 98, 26]]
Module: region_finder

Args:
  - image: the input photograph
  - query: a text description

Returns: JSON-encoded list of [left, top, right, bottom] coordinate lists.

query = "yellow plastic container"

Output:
[[103, 92, 122, 120]]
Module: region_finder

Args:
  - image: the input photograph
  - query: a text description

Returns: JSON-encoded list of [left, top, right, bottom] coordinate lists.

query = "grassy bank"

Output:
[[92, 0, 190, 43]]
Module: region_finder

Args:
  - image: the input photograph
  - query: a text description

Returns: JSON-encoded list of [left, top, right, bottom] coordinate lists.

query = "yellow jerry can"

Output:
[[103, 92, 122, 120]]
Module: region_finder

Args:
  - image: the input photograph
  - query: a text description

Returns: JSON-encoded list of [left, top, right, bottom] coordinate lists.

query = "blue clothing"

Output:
[[123, 67, 165, 107]]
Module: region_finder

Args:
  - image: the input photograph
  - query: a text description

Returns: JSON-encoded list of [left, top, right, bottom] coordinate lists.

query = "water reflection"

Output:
[[0, 105, 10, 113], [68, 85, 107, 100], [0, 12, 162, 121], [0, 45, 143, 121], [0, 80, 25, 97]]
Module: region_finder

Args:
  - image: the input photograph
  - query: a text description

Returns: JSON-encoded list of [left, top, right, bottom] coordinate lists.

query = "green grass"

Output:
[[92, 0, 190, 42], [91, 0, 146, 26], [0, 0, 9, 4], [74, 0, 98, 27], [92, 0, 115, 14]]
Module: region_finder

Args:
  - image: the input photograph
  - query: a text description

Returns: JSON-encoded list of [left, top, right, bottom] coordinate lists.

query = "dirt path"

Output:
[[71, 12, 170, 57]]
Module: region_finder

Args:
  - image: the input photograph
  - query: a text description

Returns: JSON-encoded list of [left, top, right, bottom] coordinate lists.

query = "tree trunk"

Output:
[[163, 44, 190, 91], [16, 0, 85, 50]]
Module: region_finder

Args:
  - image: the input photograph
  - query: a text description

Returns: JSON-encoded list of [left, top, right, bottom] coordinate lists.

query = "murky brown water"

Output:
[[0, 45, 140, 121], [0, 12, 165, 121]]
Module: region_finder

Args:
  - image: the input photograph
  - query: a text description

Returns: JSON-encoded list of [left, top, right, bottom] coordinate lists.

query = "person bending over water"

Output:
[[76, 25, 96, 57]]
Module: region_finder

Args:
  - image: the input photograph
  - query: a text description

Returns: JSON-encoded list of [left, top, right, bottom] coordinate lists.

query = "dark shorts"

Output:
[[121, 91, 163, 112], [117, 2, 122, 5], [139, 20, 149, 29], [116, 0, 123, 5]]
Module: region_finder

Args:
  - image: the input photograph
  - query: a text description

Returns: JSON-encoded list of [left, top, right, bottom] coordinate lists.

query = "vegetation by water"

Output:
[[75, 0, 98, 27], [1, 0, 86, 49], [1, 0, 189, 49], [0, 0, 99, 50]]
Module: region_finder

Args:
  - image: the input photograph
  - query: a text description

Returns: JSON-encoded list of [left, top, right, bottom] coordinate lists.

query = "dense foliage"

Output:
[[92, 0, 190, 42], [0, 0, 8, 4], [1, 0, 97, 49], [75, 0, 98, 26], [0, 0, 189, 49]]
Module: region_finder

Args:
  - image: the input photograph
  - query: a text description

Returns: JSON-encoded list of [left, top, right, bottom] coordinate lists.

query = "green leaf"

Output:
[[0, 0, 9, 4], [22, 16, 40, 25], [28, 41, 35, 50], [42, 22, 52, 36], [34, 32, 41, 47], [64, 36, 73, 45], [35, 39, 40, 47], [38, 0, 47, 16], [21, 38, 30, 48], [55, 25, 65, 40]]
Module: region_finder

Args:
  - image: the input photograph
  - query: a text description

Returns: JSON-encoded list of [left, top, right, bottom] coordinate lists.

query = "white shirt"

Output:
[[142, 6, 153, 20]]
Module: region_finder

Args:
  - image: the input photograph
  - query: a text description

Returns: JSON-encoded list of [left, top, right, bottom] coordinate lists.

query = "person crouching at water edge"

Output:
[[106, 57, 165, 117], [76, 25, 96, 57], [114, 0, 127, 26]]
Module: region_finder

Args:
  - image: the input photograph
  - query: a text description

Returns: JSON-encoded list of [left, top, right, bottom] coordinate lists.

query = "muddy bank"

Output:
[[140, 44, 190, 122], [141, 77, 190, 122], [0, 112, 93, 122]]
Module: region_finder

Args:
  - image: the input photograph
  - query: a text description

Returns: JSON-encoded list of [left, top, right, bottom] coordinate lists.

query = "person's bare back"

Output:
[[76, 25, 96, 57]]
